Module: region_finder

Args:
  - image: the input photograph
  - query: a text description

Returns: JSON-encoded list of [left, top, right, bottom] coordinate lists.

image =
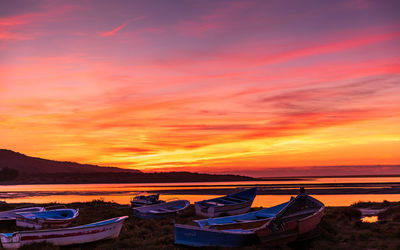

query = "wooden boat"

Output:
[[256, 192, 325, 244], [174, 224, 258, 247], [195, 187, 257, 217], [130, 193, 164, 208], [175, 191, 324, 247], [0, 207, 45, 222], [195, 200, 290, 230], [174, 200, 289, 247], [16, 208, 79, 229], [0, 216, 128, 249], [133, 200, 190, 219]]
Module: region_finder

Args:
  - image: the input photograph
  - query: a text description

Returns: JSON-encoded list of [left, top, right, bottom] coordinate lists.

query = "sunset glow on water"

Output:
[[1, 177, 399, 206]]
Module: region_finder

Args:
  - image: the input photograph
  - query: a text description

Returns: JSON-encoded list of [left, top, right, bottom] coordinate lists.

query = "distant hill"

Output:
[[0, 149, 258, 184], [0, 149, 141, 174]]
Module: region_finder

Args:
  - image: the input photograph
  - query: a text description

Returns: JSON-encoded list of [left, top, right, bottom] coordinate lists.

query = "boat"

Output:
[[15, 208, 79, 229], [256, 191, 325, 244], [194, 187, 257, 217], [0, 216, 128, 249], [0, 206, 45, 222], [195, 200, 290, 230], [133, 200, 190, 219], [174, 224, 258, 247], [130, 193, 164, 208], [175, 190, 324, 247], [174, 200, 289, 247]]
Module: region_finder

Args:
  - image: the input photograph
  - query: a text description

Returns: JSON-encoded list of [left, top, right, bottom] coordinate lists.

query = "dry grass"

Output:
[[1, 200, 399, 249]]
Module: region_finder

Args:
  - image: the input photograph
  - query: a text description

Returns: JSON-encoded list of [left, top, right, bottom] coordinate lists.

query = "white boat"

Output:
[[0, 207, 45, 222], [133, 200, 190, 219], [16, 208, 79, 229], [0, 216, 128, 249]]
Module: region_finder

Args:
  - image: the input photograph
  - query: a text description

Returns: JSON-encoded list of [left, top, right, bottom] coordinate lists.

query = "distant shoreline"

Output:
[[2, 173, 400, 186], [1, 181, 400, 200]]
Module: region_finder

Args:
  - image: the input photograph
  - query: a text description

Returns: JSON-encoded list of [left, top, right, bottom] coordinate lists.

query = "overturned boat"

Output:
[[195, 188, 257, 217], [0, 216, 128, 249], [16, 208, 79, 229], [133, 200, 190, 219]]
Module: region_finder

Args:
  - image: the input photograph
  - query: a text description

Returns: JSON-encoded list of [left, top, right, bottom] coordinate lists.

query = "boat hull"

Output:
[[195, 201, 289, 229], [0, 216, 128, 249], [15, 209, 79, 229], [133, 200, 190, 219], [0, 207, 44, 222], [195, 188, 257, 217], [256, 194, 325, 244], [195, 200, 253, 217], [174, 224, 257, 247]]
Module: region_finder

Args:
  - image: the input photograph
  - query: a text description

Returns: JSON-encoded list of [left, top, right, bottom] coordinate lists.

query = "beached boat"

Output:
[[175, 191, 324, 247], [0, 207, 45, 222], [195, 187, 257, 217], [175, 224, 258, 247], [130, 193, 164, 208], [174, 200, 289, 247], [133, 200, 190, 219], [256, 192, 325, 244], [195, 200, 290, 230], [0, 216, 128, 249], [16, 208, 79, 229]]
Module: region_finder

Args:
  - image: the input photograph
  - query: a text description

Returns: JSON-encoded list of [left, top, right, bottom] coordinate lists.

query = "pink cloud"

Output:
[[98, 16, 146, 37]]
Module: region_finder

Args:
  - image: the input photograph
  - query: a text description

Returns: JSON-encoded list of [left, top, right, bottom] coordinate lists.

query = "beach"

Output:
[[0, 199, 399, 249]]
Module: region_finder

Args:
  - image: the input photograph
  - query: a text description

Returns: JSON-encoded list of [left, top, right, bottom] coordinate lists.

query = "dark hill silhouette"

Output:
[[0, 149, 140, 174], [0, 149, 258, 184]]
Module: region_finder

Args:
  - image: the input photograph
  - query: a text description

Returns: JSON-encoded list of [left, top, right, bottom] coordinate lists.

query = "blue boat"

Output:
[[174, 224, 257, 247], [174, 200, 290, 247], [195, 187, 257, 217], [133, 200, 190, 219], [195, 200, 290, 229]]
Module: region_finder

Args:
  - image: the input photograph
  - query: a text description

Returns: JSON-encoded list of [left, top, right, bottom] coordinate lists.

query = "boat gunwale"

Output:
[[15, 208, 79, 222], [0, 216, 129, 238], [174, 223, 256, 235]]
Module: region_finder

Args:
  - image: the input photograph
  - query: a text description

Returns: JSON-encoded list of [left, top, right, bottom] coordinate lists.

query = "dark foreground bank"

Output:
[[0, 200, 399, 250]]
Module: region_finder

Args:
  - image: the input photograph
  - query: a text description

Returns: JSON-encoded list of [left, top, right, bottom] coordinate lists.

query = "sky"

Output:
[[1, 0, 399, 177]]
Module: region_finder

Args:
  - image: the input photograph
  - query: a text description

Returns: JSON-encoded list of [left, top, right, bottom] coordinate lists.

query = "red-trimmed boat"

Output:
[[0, 216, 128, 249]]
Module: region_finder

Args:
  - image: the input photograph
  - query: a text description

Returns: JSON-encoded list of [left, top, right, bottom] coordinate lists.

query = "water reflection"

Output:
[[3, 193, 400, 207], [1, 177, 399, 206], [361, 216, 378, 223]]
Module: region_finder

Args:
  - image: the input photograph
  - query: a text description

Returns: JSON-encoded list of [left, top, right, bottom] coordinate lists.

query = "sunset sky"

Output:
[[1, 0, 399, 176]]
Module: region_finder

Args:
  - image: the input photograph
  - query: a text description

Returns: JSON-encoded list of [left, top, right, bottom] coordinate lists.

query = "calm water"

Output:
[[1, 176, 399, 206]]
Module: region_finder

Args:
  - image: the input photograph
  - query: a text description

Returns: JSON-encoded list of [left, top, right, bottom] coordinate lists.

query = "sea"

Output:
[[1, 176, 399, 206]]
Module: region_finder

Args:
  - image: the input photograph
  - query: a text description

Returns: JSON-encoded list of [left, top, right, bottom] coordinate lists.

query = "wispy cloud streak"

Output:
[[98, 16, 146, 37]]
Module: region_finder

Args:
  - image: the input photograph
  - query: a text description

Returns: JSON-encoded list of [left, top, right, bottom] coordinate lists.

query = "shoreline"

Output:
[[1, 182, 400, 200]]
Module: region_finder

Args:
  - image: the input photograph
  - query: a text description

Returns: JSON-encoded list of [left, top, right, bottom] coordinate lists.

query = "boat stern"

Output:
[[0, 233, 21, 249]]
